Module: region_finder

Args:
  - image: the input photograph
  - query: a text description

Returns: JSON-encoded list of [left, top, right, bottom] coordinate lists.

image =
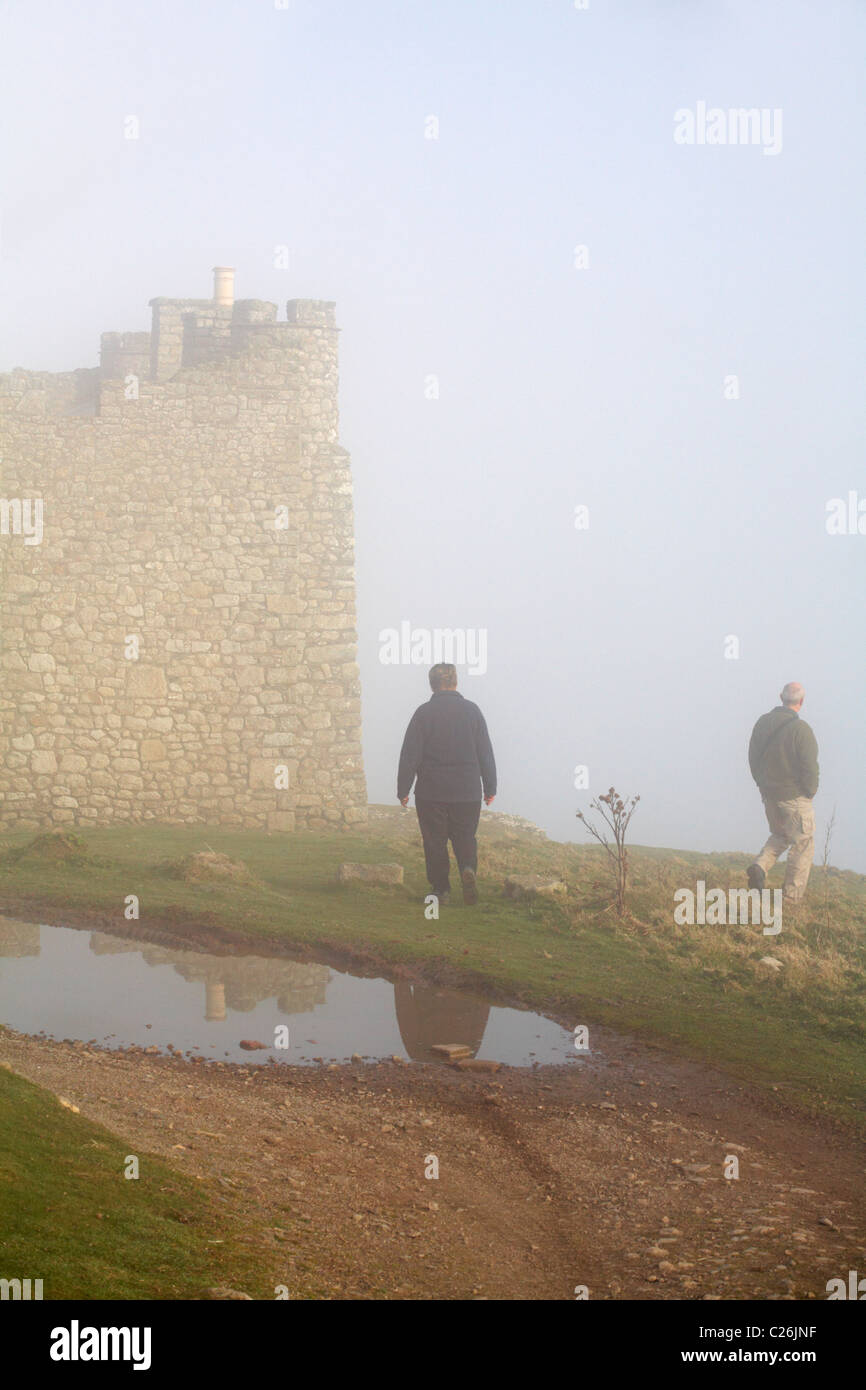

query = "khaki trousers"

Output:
[[755, 795, 815, 901]]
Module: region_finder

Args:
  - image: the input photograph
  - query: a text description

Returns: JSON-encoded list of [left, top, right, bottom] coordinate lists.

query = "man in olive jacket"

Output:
[[747, 682, 819, 902], [397, 663, 497, 906]]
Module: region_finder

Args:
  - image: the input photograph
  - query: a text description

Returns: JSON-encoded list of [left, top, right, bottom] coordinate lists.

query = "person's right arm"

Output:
[[397, 709, 424, 803]]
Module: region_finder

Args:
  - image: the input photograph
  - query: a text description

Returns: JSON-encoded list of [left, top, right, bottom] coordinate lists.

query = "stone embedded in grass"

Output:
[[758, 956, 784, 971], [504, 875, 567, 900], [336, 862, 404, 886], [205, 1287, 252, 1300], [57, 1096, 80, 1113]]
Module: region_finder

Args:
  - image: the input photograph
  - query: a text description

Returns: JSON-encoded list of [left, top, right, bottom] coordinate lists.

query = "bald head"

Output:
[[781, 681, 805, 709]]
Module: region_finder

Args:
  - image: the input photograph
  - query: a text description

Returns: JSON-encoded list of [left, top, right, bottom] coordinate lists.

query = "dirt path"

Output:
[[2, 1023, 863, 1301]]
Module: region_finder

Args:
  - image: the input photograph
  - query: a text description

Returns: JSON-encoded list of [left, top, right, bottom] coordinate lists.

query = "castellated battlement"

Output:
[[0, 268, 368, 832]]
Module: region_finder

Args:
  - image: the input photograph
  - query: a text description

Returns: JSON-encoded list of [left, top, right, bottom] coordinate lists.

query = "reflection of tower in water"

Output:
[[88, 932, 329, 1021], [394, 982, 490, 1061], [205, 981, 226, 1021], [0, 917, 41, 958]]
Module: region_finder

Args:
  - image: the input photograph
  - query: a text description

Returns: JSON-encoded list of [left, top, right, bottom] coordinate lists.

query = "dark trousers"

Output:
[[415, 799, 481, 894]]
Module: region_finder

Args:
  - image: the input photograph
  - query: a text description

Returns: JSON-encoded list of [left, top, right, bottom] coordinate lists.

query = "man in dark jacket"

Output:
[[747, 682, 819, 902], [397, 663, 497, 905]]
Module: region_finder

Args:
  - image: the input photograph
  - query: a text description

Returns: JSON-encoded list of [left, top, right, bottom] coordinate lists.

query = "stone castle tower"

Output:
[[0, 268, 367, 831]]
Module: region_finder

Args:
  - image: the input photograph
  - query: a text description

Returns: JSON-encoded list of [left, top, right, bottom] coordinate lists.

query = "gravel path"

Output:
[[2, 1023, 862, 1301]]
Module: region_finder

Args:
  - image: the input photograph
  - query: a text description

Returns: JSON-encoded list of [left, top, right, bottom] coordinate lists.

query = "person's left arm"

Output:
[[795, 723, 819, 798]]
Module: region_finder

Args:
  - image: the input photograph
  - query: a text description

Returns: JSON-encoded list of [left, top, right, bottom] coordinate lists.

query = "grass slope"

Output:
[[0, 1068, 283, 1300]]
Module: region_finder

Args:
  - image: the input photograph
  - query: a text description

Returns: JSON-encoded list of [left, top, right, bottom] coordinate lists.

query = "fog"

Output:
[[2, 0, 862, 869]]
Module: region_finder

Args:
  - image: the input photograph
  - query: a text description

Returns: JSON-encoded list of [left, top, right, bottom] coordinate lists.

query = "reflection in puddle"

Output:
[[0, 917, 581, 1068]]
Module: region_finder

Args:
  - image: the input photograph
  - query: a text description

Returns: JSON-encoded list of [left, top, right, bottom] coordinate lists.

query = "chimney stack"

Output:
[[212, 266, 235, 308]]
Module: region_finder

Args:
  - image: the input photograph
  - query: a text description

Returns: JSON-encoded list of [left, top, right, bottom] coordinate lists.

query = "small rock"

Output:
[[759, 956, 784, 970], [431, 1043, 473, 1060], [658, 1261, 676, 1273], [504, 874, 567, 900], [600, 1101, 616, 1110], [206, 1287, 253, 1301], [58, 1096, 80, 1113], [239, 1040, 268, 1051], [452, 1059, 501, 1073], [351, 1053, 363, 1063], [818, 1217, 840, 1231]]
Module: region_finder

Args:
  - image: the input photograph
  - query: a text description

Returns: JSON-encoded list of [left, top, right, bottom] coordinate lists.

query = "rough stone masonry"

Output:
[[0, 268, 367, 831]]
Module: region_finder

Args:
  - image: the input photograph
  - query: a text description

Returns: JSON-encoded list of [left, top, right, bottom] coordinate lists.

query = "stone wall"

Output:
[[0, 280, 367, 831]]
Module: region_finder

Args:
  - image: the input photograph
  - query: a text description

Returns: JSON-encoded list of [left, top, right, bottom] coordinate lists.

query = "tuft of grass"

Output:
[[1, 831, 94, 869]]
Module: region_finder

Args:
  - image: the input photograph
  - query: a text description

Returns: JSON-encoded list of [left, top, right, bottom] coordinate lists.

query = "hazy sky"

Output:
[[1, 1, 863, 869]]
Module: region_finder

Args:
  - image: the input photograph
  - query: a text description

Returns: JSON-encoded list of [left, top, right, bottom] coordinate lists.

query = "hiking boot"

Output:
[[438, 890, 450, 906], [461, 867, 478, 906], [747, 863, 766, 891]]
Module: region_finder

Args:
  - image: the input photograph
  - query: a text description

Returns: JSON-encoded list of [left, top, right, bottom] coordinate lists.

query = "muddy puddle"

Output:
[[0, 917, 583, 1067]]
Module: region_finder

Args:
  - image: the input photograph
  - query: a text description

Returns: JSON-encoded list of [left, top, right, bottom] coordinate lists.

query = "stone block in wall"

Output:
[[140, 739, 168, 762], [125, 666, 168, 698], [248, 758, 281, 789]]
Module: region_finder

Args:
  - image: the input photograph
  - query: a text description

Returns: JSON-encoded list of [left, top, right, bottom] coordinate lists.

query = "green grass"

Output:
[[0, 809, 864, 1136], [0, 1067, 287, 1300]]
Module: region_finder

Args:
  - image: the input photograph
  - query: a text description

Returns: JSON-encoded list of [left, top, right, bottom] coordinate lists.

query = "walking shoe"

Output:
[[461, 867, 478, 906], [747, 863, 766, 891], [438, 890, 450, 905]]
